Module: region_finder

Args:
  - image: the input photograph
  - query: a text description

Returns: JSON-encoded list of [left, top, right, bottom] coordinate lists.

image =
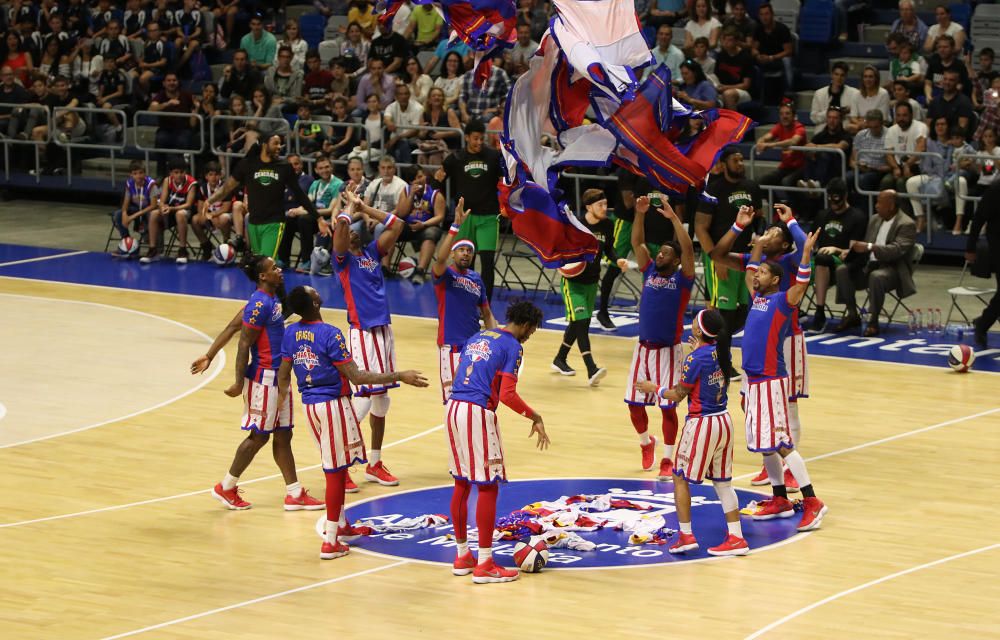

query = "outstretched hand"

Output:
[[634, 195, 650, 215], [529, 418, 550, 450], [453, 196, 470, 227], [657, 202, 677, 221], [399, 370, 429, 387], [735, 205, 754, 229], [774, 203, 794, 223], [803, 228, 821, 254], [191, 355, 211, 374]]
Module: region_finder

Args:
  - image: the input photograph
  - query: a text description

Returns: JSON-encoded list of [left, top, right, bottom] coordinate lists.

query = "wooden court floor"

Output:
[[1, 276, 998, 640]]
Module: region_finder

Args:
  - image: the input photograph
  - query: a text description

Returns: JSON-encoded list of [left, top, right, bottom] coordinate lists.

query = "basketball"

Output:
[[398, 255, 418, 279], [118, 236, 140, 256], [512, 536, 549, 573], [311, 246, 331, 272], [558, 261, 586, 279], [948, 344, 976, 372], [212, 243, 236, 265]]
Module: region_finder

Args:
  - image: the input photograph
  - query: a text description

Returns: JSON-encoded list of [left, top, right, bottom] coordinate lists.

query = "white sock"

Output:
[[783, 450, 813, 488], [663, 444, 675, 460], [286, 481, 302, 498], [638, 431, 650, 446], [788, 401, 802, 446], [763, 454, 785, 487], [324, 522, 338, 545], [369, 449, 381, 465], [679, 522, 692, 535], [478, 546, 492, 563], [457, 540, 469, 556], [338, 511, 347, 528], [222, 473, 239, 491], [727, 520, 743, 538]]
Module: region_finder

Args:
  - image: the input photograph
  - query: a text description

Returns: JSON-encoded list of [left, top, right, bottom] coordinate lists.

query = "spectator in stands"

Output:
[[210, 0, 240, 44], [365, 156, 410, 268], [171, 0, 203, 73], [277, 151, 314, 269], [295, 103, 325, 155], [684, 0, 721, 51], [219, 49, 263, 104], [888, 38, 925, 100], [35, 35, 65, 81], [714, 26, 753, 109], [145, 158, 198, 264], [388, 1, 413, 37], [645, 23, 683, 82], [3, 31, 32, 85], [398, 167, 446, 284], [151, 0, 176, 37], [848, 65, 891, 133], [223, 93, 254, 153], [890, 0, 928, 51], [240, 14, 277, 71], [402, 56, 432, 105], [890, 79, 925, 122], [517, 0, 551, 41], [384, 83, 423, 163], [192, 161, 237, 259], [833, 189, 916, 337], [924, 4, 964, 54], [723, 0, 756, 48], [800, 106, 852, 190], [849, 109, 891, 196], [113, 160, 160, 247], [323, 95, 359, 159], [94, 18, 133, 71], [330, 57, 354, 109], [341, 21, 372, 77], [88, 0, 118, 40], [691, 36, 715, 79], [347, 0, 377, 39], [0, 65, 30, 138], [355, 57, 396, 115], [95, 55, 126, 137], [416, 86, 461, 164], [756, 102, 806, 196], [149, 72, 196, 176], [370, 19, 408, 76], [459, 63, 509, 124], [924, 34, 970, 102], [248, 86, 289, 141], [283, 155, 343, 273], [647, 0, 687, 29], [18, 78, 50, 144], [752, 2, 793, 100], [361, 92, 385, 160], [927, 68, 974, 137], [809, 178, 867, 330], [131, 22, 167, 100], [973, 127, 1000, 198], [405, 2, 444, 51], [905, 118, 973, 233], [972, 48, 998, 111], [434, 51, 465, 108], [675, 59, 717, 109], [884, 101, 927, 196], [193, 82, 225, 160], [506, 23, 538, 78], [422, 33, 472, 75], [302, 50, 331, 113], [265, 45, 304, 107], [277, 19, 307, 72]]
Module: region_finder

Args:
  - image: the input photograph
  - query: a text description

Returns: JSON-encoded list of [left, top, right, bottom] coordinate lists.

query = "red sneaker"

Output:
[[750, 496, 795, 520], [320, 541, 350, 560], [669, 532, 699, 554], [707, 534, 750, 556], [472, 558, 519, 584], [212, 483, 251, 510], [453, 551, 476, 576], [797, 496, 828, 532], [337, 523, 374, 542], [784, 468, 800, 493], [284, 488, 325, 511], [750, 466, 770, 485], [640, 436, 657, 471], [345, 474, 360, 493], [365, 461, 399, 486], [656, 457, 674, 481]]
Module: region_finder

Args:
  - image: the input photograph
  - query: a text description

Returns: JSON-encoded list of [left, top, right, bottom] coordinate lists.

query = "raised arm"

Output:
[[774, 202, 807, 263], [191, 307, 243, 374], [786, 229, 820, 307], [432, 197, 469, 277], [630, 195, 652, 269], [332, 186, 356, 254], [744, 229, 766, 293], [710, 205, 754, 269], [660, 202, 695, 278]]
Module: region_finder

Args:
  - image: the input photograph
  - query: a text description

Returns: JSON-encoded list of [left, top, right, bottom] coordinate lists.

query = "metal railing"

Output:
[[133, 110, 205, 176], [291, 118, 365, 173], [0, 102, 49, 182], [851, 148, 946, 243], [51, 105, 128, 185], [208, 113, 289, 174], [749, 145, 848, 210], [377, 123, 464, 171]]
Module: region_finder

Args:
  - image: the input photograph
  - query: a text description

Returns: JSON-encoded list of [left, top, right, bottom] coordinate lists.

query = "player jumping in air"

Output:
[[446, 301, 550, 584], [619, 196, 695, 477], [278, 285, 428, 559]]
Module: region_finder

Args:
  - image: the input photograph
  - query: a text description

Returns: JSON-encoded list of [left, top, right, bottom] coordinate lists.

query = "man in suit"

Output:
[[833, 190, 918, 337], [966, 181, 1000, 347]]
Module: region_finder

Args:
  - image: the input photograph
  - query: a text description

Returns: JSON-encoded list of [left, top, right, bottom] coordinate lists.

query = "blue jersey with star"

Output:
[[242, 289, 285, 382], [334, 240, 391, 330], [639, 263, 694, 346], [280, 320, 353, 404], [679, 344, 728, 416], [434, 266, 488, 347], [742, 290, 795, 381], [450, 329, 522, 411]]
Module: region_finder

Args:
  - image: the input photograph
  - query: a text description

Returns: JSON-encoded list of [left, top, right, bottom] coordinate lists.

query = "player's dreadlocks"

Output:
[[505, 299, 544, 328]]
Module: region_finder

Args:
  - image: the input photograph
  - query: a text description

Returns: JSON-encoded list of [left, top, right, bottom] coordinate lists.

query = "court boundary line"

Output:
[[0, 293, 227, 449], [743, 542, 1000, 639], [0, 250, 88, 268], [97, 560, 410, 640]]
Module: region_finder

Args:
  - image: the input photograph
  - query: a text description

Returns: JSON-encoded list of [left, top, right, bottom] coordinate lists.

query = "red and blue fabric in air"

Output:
[[434, 266, 489, 347], [499, 181, 599, 268], [242, 289, 285, 382], [280, 320, 353, 404], [741, 290, 796, 382], [638, 262, 694, 347], [450, 328, 523, 411], [679, 344, 728, 417], [333, 240, 391, 330]]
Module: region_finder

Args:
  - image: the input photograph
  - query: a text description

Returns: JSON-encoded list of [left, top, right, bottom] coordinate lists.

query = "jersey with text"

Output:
[[242, 289, 285, 382], [434, 266, 488, 347], [679, 344, 728, 416], [739, 220, 807, 333], [741, 290, 795, 381], [164, 174, 197, 207], [450, 329, 522, 411], [408, 185, 441, 223], [334, 240, 391, 330], [280, 320, 353, 404], [639, 263, 694, 346]]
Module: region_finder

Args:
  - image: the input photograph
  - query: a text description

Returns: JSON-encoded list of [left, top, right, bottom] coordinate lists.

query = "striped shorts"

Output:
[[782, 331, 810, 400], [624, 341, 684, 408], [303, 397, 367, 472], [349, 324, 399, 397], [241, 369, 293, 433], [673, 412, 735, 484], [439, 344, 463, 405], [444, 399, 507, 484], [743, 378, 794, 453]]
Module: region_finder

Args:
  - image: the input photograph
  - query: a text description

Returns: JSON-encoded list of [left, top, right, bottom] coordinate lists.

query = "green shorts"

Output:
[[456, 214, 499, 252], [607, 217, 660, 264], [702, 252, 749, 311], [562, 278, 597, 321], [247, 221, 285, 260]]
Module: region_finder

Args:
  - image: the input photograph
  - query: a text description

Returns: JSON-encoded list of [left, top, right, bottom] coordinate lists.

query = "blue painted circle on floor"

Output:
[[343, 478, 800, 568]]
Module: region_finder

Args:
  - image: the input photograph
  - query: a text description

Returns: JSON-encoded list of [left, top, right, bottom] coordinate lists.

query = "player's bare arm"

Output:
[[432, 197, 469, 277], [630, 195, 653, 269], [335, 360, 429, 387], [744, 229, 766, 292], [276, 359, 292, 408], [225, 323, 259, 397], [191, 307, 243, 374], [480, 304, 498, 330], [710, 205, 755, 269], [660, 202, 696, 278], [206, 176, 240, 206], [636, 380, 691, 403], [786, 229, 820, 308]]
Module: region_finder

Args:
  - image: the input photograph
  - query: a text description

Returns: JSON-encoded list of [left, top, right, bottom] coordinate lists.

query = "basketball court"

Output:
[[1, 244, 998, 639]]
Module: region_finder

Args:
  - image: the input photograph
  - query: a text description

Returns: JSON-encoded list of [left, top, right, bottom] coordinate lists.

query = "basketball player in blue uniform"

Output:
[[710, 203, 810, 490], [432, 198, 497, 403], [278, 285, 429, 559], [194, 255, 324, 511], [446, 301, 549, 584], [336, 186, 407, 489], [738, 218, 828, 532], [638, 309, 747, 556], [618, 196, 695, 478]]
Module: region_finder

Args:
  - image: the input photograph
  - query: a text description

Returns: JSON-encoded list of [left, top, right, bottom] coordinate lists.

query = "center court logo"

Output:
[[339, 478, 800, 568]]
